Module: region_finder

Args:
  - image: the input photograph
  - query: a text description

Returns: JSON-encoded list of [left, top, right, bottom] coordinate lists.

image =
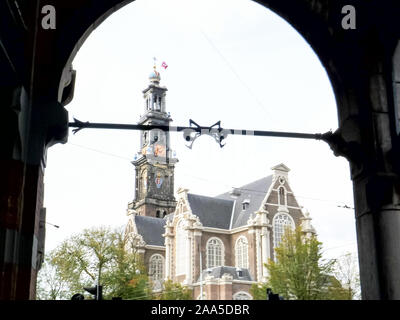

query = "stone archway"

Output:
[[2, 0, 400, 299], [54, 0, 400, 300]]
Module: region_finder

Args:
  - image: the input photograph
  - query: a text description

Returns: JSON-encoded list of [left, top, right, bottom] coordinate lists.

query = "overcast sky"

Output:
[[43, 0, 357, 261]]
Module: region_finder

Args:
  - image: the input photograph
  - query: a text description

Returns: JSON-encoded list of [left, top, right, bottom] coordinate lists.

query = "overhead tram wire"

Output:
[[66, 138, 354, 210], [69, 142, 132, 161], [198, 28, 276, 125]]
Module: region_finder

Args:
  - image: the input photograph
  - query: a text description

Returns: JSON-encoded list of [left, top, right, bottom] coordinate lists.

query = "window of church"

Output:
[[273, 213, 294, 249], [143, 132, 148, 145], [140, 169, 147, 197], [242, 199, 250, 210], [278, 187, 286, 206], [235, 236, 249, 269], [149, 254, 164, 290], [157, 97, 162, 110], [176, 220, 188, 275], [206, 238, 224, 268]]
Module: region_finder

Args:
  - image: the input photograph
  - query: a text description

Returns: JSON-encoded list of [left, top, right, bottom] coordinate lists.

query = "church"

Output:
[[125, 66, 316, 300]]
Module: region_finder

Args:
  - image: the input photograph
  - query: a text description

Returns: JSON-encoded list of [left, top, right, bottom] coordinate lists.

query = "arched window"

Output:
[[273, 213, 294, 248], [140, 169, 147, 197], [206, 238, 224, 268], [176, 220, 188, 275], [157, 97, 162, 110], [149, 254, 164, 281], [233, 291, 253, 300], [235, 236, 249, 269], [149, 254, 164, 291], [278, 187, 286, 206]]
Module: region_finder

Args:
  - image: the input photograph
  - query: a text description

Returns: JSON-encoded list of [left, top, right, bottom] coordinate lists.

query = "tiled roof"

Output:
[[134, 215, 166, 246], [133, 176, 273, 244], [187, 193, 234, 229], [216, 175, 273, 228], [197, 266, 253, 282]]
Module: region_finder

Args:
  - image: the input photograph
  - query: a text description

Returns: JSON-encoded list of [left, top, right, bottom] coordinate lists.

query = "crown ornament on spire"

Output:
[[149, 57, 160, 84]]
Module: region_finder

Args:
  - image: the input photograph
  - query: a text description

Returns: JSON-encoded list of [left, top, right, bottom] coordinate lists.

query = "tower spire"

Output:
[[129, 63, 178, 218]]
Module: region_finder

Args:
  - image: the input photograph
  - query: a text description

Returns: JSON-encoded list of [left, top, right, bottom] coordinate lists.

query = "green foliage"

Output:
[[37, 226, 151, 300], [36, 252, 70, 300], [250, 283, 268, 300], [155, 280, 193, 300], [324, 275, 353, 300], [332, 252, 360, 300], [262, 227, 349, 300]]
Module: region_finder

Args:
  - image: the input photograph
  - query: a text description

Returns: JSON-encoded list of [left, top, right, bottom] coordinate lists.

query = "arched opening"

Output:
[[42, 0, 358, 299]]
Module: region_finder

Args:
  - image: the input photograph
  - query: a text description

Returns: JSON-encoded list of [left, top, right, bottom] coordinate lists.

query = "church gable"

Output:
[[270, 163, 290, 174], [266, 176, 300, 208]]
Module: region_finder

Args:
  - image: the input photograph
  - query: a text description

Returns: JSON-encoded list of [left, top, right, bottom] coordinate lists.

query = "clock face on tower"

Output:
[[154, 144, 166, 157]]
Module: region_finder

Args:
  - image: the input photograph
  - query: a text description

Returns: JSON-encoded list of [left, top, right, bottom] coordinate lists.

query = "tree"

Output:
[[324, 275, 353, 300], [36, 252, 70, 300], [250, 283, 268, 300], [101, 229, 150, 300], [37, 226, 150, 300], [155, 280, 193, 300], [259, 227, 348, 300], [332, 252, 361, 300]]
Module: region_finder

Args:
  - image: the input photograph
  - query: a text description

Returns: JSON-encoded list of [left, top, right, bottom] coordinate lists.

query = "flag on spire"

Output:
[[161, 61, 168, 69]]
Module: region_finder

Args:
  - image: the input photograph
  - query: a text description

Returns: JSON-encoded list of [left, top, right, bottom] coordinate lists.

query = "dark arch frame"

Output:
[[2, 0, 400, 300], [51, 0, 400, 300]]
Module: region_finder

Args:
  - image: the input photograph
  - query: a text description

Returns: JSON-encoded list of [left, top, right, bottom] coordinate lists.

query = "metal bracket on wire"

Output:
[[69, 117, 329, 149]]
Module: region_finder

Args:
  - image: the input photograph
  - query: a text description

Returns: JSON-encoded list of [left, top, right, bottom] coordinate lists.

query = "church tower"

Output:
[[129, 65, 178, 218]]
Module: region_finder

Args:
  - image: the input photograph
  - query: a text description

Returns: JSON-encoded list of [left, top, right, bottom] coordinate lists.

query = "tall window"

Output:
[[206, 238, 224, 268], [176, 220, 188, 275], [273, 213, 294, 248], [149, 254, 164, 291], [278, 187, 286, 206], [140, 169, 147, 197], [149, 254, 164, 281], [235, 236, 249, 269]]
